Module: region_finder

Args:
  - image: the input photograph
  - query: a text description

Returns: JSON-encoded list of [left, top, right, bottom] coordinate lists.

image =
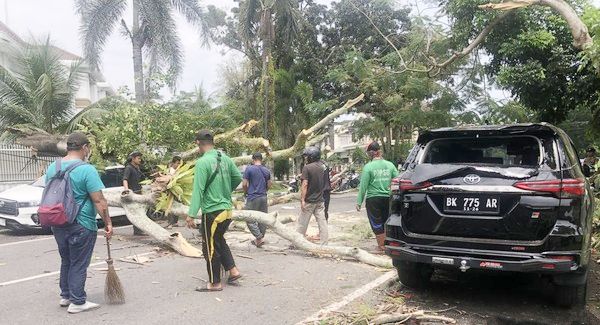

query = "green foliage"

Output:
[[351, 147, 368, 165], [273, 158, 290, 180], [0, 39, 82, 134], [78, 98, 244, 165], [443, 0, 600, 129], [155, 162, 195, 213]]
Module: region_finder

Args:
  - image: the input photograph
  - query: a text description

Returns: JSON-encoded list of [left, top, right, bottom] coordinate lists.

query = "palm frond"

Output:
[[0, 63, 31, 109], [273, 0, 301, 45], [79, 0, 127, 68], [0, 39, 83, 133], [169, 0, 210, 43], [140, 0, 183, 88], [239, 0, 262, 43]]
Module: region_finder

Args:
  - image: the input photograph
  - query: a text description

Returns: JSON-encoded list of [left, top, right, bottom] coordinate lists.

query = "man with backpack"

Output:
[[186, 130, 243, 292], [41, 132, 112, 313], [243, 152, 272, 247]]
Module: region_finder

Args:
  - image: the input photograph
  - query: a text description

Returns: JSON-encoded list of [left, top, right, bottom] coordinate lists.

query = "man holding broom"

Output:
[[44, 132, 113, 313], [186, 130, 243, 292]]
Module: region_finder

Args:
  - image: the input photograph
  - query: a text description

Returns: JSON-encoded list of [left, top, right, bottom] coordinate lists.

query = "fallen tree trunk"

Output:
[[187, 94, 364, 165], [106, 190, 391, 268], [103, 190, 203, 258]]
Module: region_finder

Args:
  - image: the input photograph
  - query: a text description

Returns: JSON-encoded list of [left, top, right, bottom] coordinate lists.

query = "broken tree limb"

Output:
[[373, 311, 456, 324], [232, 94, 365, 165], [433, 0, 592, 75], [102, 190, 202, 258], [479, 0, 592, 50], [108, 191, 390, 267], [231, 210, 392, 268], [179, 119, 269, 161], [433, 10, 514, 74]]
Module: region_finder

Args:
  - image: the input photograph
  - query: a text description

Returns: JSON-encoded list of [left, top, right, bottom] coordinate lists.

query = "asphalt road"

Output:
[[1, 193, 598, 324]]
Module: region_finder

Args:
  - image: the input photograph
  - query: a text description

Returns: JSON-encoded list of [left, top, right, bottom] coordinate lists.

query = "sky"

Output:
[[0, 0, 336, 100], [1, 0, 597, 103], [0, 0, 243, 99]]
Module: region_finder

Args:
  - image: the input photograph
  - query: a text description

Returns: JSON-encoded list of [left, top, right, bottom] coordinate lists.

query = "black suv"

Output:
[[385, 124, 594, 307]]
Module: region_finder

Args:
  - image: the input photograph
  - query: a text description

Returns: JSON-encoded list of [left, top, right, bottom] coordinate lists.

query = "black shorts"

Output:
[[365, 197, 390, 235]]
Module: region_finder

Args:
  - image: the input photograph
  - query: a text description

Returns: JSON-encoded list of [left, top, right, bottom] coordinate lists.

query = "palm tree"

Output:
[[239, 0, 300, 138], [0, 39, 82, 134], [76, 0, 210, 103]]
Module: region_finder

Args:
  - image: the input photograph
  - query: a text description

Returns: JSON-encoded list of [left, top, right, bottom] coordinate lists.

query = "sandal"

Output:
[[251, 239, 265, 248], [228, 274, 243, 284]]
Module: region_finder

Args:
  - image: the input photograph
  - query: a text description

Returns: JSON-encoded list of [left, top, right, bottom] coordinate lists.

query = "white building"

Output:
[[0, 20, 114, 111]]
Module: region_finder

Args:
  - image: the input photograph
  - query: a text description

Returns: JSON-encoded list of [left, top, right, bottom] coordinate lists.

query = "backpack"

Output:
[[38, 159, 88, 227]]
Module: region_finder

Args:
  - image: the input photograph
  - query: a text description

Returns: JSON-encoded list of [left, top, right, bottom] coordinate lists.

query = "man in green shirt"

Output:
[[356, 142, 399, 252], [186, 130, 243, 292]]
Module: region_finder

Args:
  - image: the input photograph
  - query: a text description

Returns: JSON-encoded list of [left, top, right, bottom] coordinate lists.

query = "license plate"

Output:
[[432, 257, 454, 265], [0, 218, 5, 226], [443, 195, 500, 214]]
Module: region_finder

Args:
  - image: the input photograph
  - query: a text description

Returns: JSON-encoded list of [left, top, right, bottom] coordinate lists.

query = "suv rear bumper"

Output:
[[385, 239, 579, 274]]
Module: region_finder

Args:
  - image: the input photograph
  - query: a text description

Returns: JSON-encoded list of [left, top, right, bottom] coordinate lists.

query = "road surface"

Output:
[[0, 193, 598, 324]]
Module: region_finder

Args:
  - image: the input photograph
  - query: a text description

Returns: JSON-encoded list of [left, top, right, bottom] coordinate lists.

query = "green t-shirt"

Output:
[[188, 149, 243, 217], [45, 159, 105, 231], [357, 158, 399, 205]]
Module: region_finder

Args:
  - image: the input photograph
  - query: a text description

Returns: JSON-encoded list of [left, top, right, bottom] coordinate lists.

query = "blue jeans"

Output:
[[52, 223, 97, 305]]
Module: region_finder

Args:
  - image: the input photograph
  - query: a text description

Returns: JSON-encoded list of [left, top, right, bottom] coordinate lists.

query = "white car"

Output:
[[0, 166, 127, 232]]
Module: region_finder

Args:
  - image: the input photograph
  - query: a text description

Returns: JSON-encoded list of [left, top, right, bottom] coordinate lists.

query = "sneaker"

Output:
[[59, 299, 71, 307], [67, 301, 100, 314]]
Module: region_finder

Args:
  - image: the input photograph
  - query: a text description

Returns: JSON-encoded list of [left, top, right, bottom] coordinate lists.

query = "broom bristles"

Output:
[[105, 260, 125, 304]]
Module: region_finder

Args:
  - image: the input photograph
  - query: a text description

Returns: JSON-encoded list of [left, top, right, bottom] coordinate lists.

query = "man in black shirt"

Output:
[[297, 146, 328, 244], [123, 151, 144, 235], [123, 152, 143, 194]]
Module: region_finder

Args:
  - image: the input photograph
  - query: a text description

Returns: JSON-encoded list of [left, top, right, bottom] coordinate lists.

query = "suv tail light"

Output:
[[513, 178, 585, 197], [391, 178, 432, 191]]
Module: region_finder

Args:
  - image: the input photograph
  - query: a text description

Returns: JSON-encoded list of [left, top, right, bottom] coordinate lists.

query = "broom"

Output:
[[104, 237, 125, 304]]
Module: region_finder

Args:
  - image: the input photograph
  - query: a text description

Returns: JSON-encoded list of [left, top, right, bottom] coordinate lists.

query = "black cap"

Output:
[[587, 147, 596, 153], [129, 151, 143, 159], [252, 152, 263, 161], [195, 130, 214, 142], [66, 132, 90, 151], [367, 141, 381, 152]]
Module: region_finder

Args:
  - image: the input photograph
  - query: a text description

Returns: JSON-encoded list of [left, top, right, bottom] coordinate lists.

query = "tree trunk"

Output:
[[132, 0, 145, 104], [261, 8, 274, 139], [105, 190, 392, 268], [103, 190, 203, 257]]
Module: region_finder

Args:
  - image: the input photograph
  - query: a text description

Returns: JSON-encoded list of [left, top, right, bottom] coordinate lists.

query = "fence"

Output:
[[0, 144, 58, 184]]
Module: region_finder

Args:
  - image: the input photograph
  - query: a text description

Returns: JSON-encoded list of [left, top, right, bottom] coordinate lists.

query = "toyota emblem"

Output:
[[463, 174, 481, 185]]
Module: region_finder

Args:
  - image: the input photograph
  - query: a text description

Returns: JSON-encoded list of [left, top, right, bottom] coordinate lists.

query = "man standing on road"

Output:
[[122, 151, 145, 235], [243, 152, 272, 247], [122, 151, 143, 194], [186, 130, 243, 292], [297, 146, 328, 244], [356, 142, 399, 252], [45, 132, 113, 313]]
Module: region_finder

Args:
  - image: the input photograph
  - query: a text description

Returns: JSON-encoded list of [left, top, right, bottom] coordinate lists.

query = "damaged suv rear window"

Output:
[[422, 136, 541, 166]]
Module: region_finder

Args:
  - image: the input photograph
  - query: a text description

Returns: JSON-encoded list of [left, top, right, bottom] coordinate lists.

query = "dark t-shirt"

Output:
[[321, 161, 332, 192], [123, 164, 143, 193], [301, 161, 326, 203], [244, 164, 271, 201]]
